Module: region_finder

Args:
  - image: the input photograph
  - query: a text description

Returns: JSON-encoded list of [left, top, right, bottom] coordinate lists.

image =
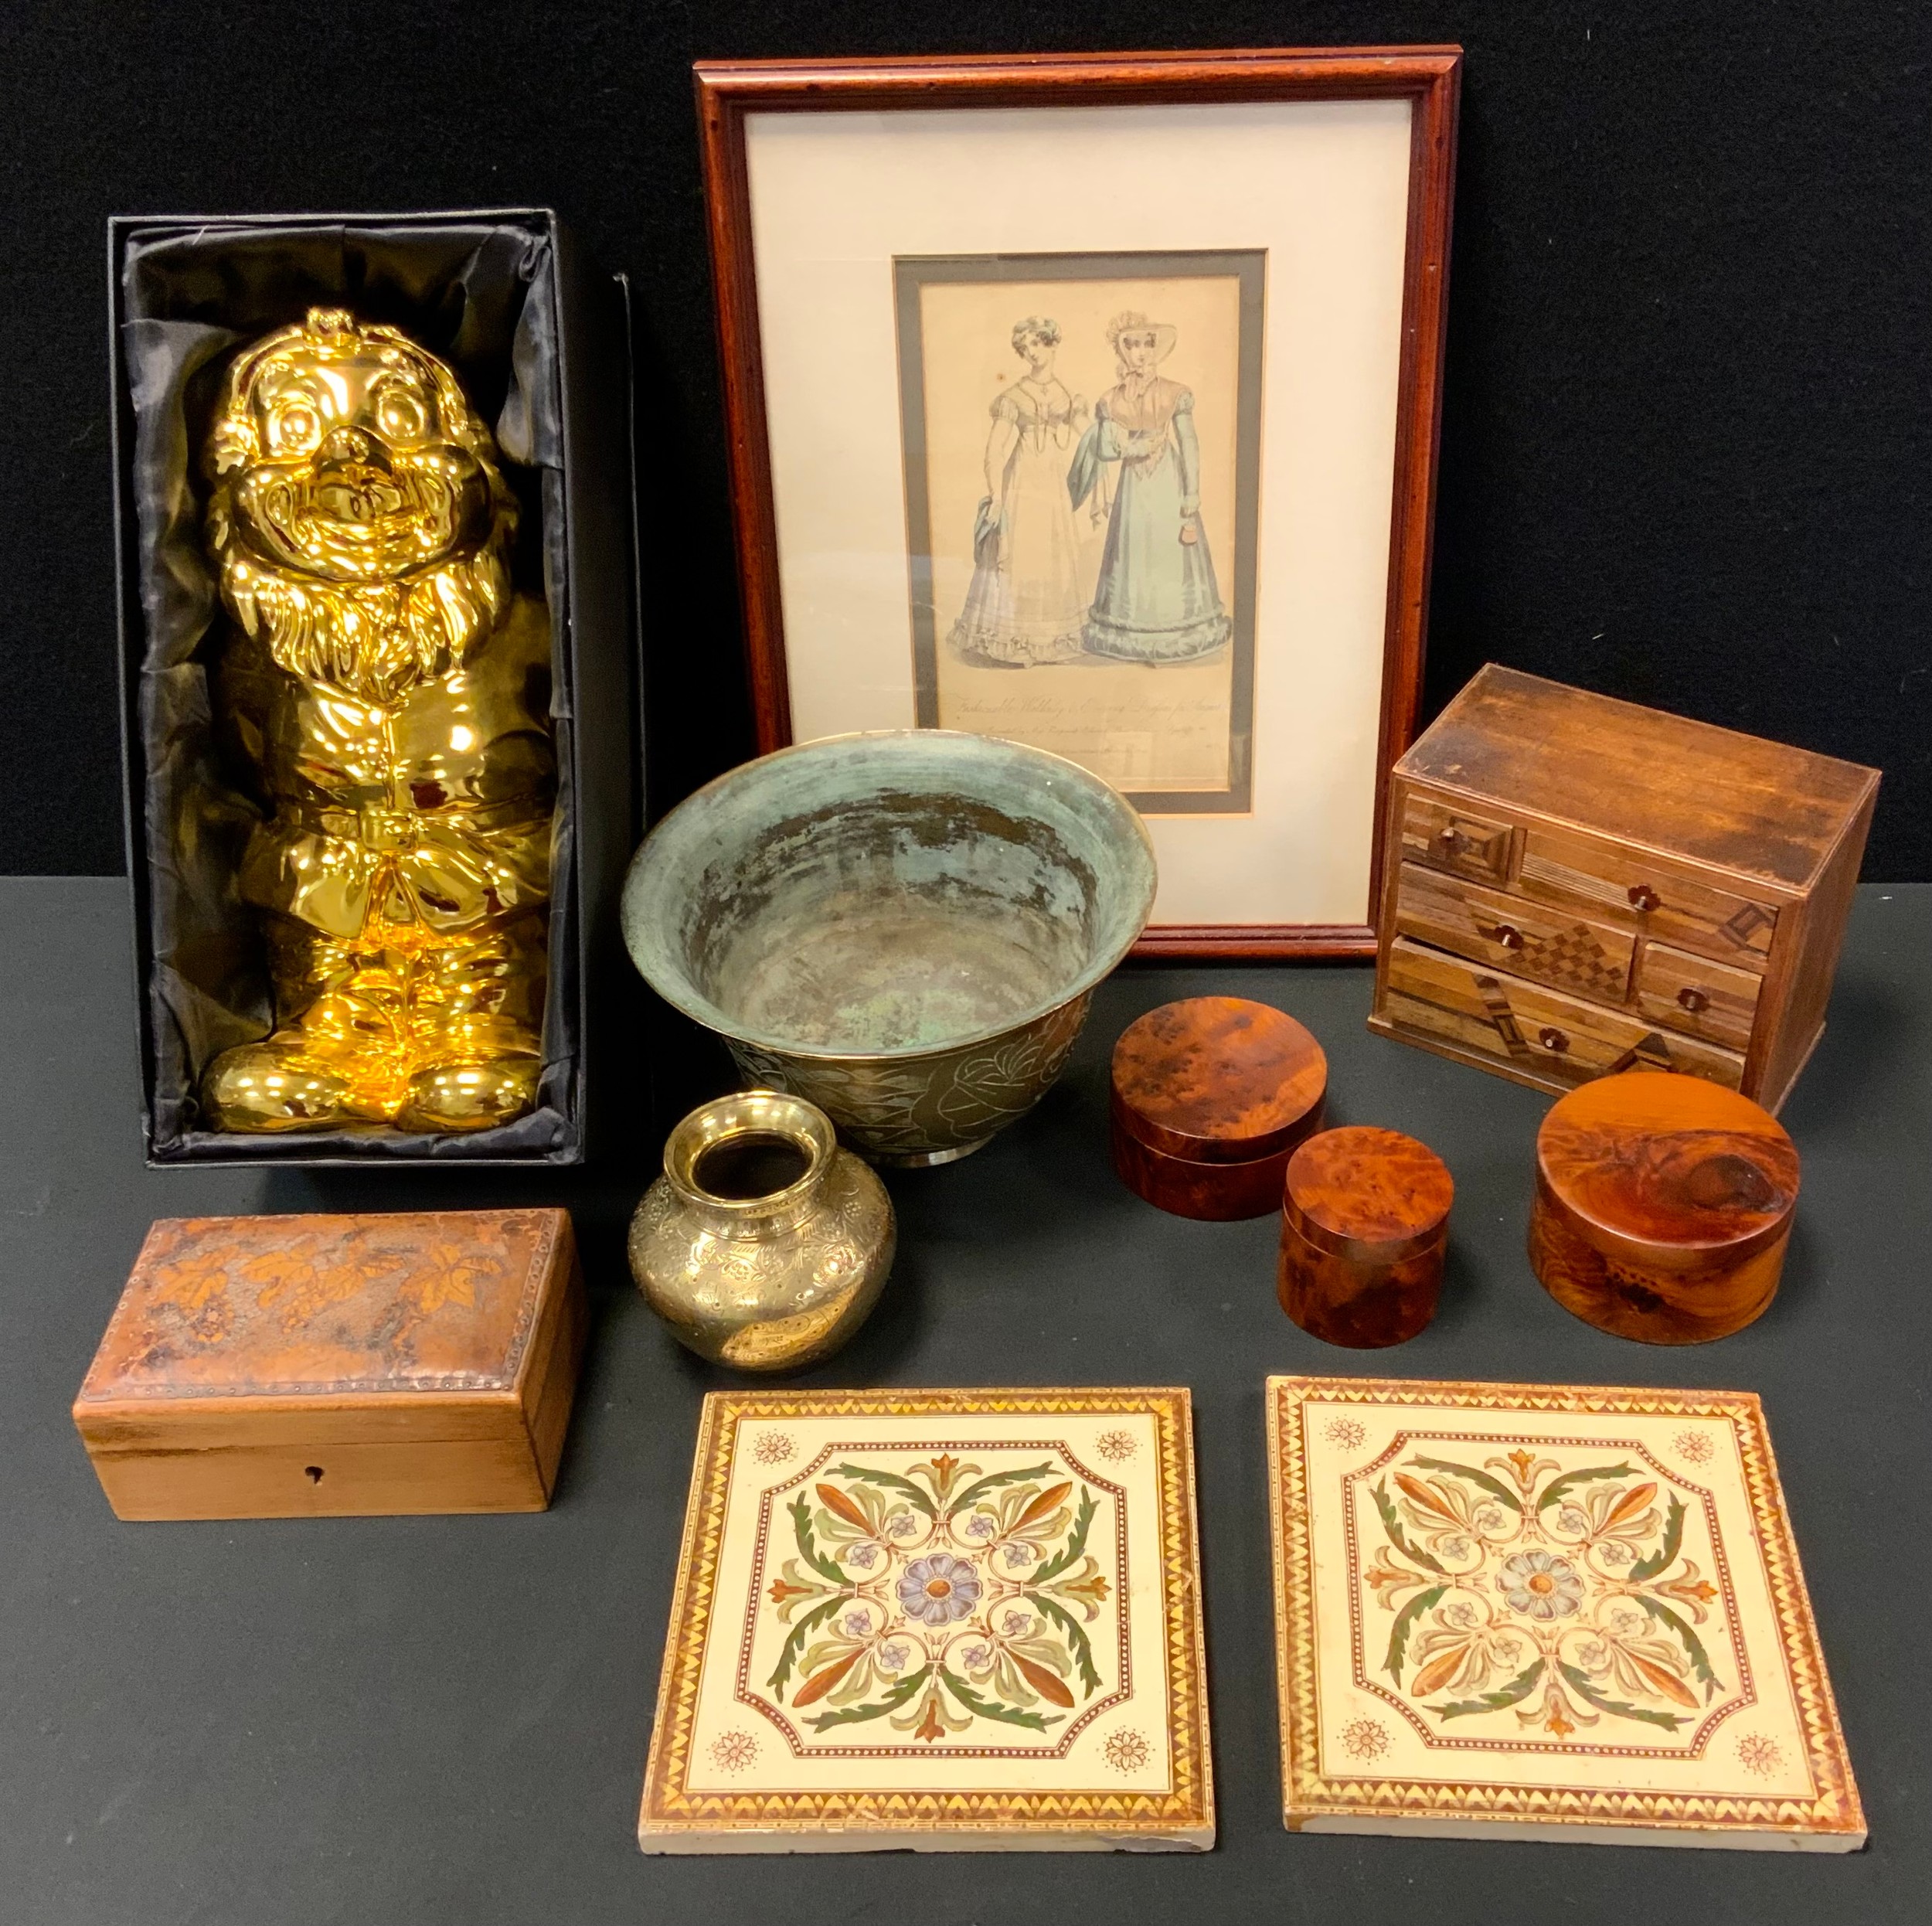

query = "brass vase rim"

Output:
[[664, 1089, 835, 1223], [621, 729, 1158, 1066]]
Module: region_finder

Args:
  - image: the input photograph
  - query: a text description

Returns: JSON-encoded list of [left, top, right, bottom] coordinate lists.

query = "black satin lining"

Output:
[[121, 219, 580, 1159]]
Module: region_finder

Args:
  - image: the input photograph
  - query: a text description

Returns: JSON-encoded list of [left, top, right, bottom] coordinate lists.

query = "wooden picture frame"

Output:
[[696, 48, 1461, 958]]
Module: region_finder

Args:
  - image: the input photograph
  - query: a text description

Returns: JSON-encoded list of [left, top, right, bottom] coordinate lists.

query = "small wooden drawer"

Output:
[[1384, 937, 1745, 1090], [1515, 824, 1778, 969], [1634, 940, 1762, 1051], [1393, 862, 1635, 1003], [1400, 794, 1515, 885]]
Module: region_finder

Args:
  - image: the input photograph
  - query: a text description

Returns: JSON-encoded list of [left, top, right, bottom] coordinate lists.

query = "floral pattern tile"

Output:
[[1268, 1376, 1864, 1852], [641, 1390, 1211, 1852]]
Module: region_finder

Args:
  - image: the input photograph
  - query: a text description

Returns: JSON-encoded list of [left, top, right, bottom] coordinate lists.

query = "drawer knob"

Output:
[[1628, 883, 1662, 913], [1538, 1026, 1570, 1054], [1436, 825, 1461, 852], [1677, 985, 1710, 1014], [1492, 922, 1525, 951]]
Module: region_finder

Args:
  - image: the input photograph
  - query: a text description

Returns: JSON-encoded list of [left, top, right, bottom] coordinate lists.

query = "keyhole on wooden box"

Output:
[[304, 1465, 325, 1484]]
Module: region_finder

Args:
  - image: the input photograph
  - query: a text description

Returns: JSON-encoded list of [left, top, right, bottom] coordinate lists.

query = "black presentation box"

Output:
[[109, 210, 640, 1166]]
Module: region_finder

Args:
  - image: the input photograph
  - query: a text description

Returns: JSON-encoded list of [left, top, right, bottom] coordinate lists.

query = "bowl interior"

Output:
[[624, 733, 1155, 1059]]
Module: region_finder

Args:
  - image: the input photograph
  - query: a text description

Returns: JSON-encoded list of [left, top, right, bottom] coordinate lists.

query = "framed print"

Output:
[[696, 48, 1461, 957], [896, 249, 1266, 814]]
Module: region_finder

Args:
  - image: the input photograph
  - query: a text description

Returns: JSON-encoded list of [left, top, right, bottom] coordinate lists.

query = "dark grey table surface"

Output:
[[3, 876, 1927, 1926]]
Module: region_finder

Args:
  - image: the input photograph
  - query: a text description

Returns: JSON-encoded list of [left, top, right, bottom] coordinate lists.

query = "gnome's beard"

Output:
[[219, 541, 512, 705]]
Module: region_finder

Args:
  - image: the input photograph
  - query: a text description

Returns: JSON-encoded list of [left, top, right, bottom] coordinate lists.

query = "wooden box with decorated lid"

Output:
[[1529, 1071, 1799, 1344], [1277, 1126, 1454, 1347], [73, 1207, 586, 1520], [1369, 665, 1879, 1109], [1110, 997, 1327, 1220]]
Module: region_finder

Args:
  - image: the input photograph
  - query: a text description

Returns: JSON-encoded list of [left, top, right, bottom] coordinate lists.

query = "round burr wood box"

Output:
[[1529, 1070, 1799, 1344], [1277, 1127, 1454, 1347], [1110, 998, 1327, 1220]]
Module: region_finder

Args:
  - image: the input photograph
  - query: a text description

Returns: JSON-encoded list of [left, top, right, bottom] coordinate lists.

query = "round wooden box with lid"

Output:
[[1529, 1070, 1799, 1344], [1110, 997, 1326, 1220], [1277, 1127, 1454, 1347]]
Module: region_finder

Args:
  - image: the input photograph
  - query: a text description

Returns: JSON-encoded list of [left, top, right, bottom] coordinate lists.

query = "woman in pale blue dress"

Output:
[[1068, 311, 1231, 662]]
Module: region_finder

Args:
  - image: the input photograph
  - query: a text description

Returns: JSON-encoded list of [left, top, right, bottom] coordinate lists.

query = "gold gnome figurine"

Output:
[[200, 308, 554, 1133]]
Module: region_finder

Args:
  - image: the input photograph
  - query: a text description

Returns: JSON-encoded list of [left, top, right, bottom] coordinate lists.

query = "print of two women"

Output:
[[948, 311, 1232, 669]]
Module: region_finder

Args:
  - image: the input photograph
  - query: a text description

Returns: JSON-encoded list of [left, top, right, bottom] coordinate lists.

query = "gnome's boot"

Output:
[[200, 919, 412, 1130], [393, 913, 547, 1133]]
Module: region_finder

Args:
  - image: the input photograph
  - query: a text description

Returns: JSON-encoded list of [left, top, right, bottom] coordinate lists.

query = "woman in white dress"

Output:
[[947, 317, 1090, 666]]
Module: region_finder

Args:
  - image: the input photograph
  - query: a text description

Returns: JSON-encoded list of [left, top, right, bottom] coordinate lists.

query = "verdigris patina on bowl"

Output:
[[622, 731, 1157, 1165]]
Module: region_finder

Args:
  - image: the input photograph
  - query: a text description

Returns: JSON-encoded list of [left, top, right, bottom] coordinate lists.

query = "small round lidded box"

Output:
[[1529, 1070, 1799, 1343], [1110, 997, 1327, 1220], [1278, 1125, 1454, 1346]]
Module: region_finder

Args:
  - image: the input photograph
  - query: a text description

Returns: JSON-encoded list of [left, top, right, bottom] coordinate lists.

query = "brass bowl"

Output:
[[621, 731, 1157, 1165]]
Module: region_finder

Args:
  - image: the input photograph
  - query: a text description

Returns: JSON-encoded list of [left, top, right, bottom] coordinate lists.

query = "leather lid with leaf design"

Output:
[[77, 1210, 568, 1405]]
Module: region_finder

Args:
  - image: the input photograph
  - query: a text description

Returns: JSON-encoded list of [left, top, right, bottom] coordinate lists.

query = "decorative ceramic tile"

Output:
[[640, 1388, 1212, 1852], [1267, 1376, 1863, 1850]]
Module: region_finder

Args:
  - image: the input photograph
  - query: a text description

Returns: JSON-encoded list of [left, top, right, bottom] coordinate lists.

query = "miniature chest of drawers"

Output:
[[1369, 665, 1879, 1110]]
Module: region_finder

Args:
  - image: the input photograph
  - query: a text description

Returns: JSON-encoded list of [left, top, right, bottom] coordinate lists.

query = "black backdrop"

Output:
[[5, 1, 1926, 877]]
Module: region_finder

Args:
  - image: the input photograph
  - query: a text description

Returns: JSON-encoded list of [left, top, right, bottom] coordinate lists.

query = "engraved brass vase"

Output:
[[621, 730, 1158, 1165], [628, 1091, 895, 1371]]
